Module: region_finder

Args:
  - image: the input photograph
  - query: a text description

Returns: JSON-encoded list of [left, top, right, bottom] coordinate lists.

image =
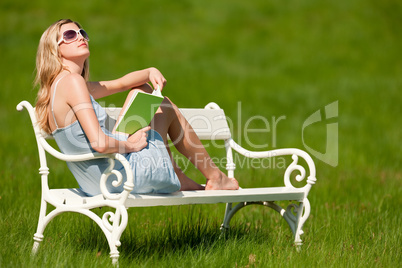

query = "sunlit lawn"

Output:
[[0, 0, 400, 267]]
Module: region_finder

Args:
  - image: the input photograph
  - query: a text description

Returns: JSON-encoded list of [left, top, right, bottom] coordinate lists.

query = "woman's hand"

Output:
[[126, 126, 151, 152], [148, 67, 167, 90]]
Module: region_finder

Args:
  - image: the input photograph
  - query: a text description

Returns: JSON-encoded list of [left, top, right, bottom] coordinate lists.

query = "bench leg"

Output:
[[265, 199, 310, 249], [263, 199, 310, 248], [101, 206, 129, 267], [31, 196, 128, 268], [111, 253, 119, 267], [32, 234, 44, 255], [220, 199, 311, 249], [31, 201, 67, 255], [293, 198, 311, 250], [31, 197, 48, 256], [220, 202, 246, 231], [220, 203, 232, 230]]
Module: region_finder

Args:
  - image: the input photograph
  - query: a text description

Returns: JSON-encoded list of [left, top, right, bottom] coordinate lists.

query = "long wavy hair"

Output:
[[34, 19, 89, 133]]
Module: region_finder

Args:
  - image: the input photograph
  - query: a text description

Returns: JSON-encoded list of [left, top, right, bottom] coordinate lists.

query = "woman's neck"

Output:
[[61, 58, 85, 75]]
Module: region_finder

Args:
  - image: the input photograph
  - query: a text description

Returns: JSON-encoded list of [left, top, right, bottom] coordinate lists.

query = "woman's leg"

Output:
[[116, 85, 204, 190], [151, 96, 239, 190], [164, 145, 205, 191]]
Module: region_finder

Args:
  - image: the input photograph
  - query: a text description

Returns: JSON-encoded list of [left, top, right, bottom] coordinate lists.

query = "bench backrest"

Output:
[[104, 103, 232, 140], [17, 100, 237, 181]]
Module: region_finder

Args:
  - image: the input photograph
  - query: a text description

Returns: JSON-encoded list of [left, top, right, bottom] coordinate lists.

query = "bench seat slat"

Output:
[[126, 187, 305, 207], [50, 187, 305, 207], [49, 189, 106, 206]]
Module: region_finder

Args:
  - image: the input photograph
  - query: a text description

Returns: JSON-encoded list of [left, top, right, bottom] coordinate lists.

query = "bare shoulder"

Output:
[[58, 73, 91, 105], [59, 73, 87, 90]]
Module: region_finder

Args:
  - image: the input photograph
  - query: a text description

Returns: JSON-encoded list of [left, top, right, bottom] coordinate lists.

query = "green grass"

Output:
[[1, 0, 401, 267]]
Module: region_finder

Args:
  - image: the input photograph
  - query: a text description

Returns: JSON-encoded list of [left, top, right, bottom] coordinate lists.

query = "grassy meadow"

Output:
[[1, 0, 401, 267]]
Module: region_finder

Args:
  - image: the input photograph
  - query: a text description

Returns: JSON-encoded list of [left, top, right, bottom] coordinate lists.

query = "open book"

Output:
[[114, 87, 164, 134]]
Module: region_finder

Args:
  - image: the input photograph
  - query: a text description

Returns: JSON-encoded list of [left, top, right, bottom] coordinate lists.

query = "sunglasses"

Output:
[[57, 29, 89, 45]]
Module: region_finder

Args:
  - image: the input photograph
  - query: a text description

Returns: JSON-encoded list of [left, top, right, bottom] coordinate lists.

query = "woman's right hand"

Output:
[[148, 67, 167, 90], [126, 126, 151, 152]]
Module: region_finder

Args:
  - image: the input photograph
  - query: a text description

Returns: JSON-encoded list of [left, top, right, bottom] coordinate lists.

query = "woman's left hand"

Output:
[[149, 67, 167, 90]]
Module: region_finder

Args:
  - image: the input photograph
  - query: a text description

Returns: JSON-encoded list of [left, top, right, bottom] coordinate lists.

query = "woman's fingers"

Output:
[[149, 68, 167, 90], [127, 126, 151, 151], [142, 126, 152, 131]]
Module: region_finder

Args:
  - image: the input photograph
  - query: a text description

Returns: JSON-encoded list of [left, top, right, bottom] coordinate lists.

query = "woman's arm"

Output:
[[65, 73, 149, 154], [87, 67, 166, 99]]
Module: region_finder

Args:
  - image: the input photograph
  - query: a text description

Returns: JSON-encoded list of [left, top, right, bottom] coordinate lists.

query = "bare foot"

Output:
[[177, 173, 205, 191], [205, 171, 239, 190]]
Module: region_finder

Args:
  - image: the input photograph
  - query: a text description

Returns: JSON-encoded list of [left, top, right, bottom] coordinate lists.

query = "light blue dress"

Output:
[[51, 78, 181, 196]]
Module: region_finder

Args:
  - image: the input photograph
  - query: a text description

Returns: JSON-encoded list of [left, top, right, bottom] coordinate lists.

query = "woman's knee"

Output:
[[160, 97, 178, 114], [130, 83, 153, 94]]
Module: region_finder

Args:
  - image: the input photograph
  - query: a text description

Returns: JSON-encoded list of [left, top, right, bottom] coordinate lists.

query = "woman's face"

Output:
[[58, 23, 90, 62]]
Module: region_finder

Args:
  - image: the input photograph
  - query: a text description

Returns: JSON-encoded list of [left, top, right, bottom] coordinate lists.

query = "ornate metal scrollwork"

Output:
[[102, 211, 115, 232], [284, 203, 299, 223], [284, 155, 307, 188], [100, 158, 126, 200]]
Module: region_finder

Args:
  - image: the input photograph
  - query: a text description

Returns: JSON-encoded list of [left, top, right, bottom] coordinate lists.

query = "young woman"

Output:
[[35, 19, 239, 196]]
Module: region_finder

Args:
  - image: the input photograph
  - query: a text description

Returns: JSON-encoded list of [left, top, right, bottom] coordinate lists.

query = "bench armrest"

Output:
[[39, 138, 134, 201], [228, 139, 317, 192], [17, 100, 134, 202]]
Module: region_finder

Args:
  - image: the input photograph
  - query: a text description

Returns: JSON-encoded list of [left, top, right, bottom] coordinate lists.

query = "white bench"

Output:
[[17, 101, 317, 265]]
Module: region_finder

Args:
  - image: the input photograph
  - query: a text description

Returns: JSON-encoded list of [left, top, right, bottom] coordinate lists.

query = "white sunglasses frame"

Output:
[[57, 29, 89, 45]]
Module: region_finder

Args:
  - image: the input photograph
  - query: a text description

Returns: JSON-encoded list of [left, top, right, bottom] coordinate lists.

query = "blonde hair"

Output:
[[34, 19, 89, 133]]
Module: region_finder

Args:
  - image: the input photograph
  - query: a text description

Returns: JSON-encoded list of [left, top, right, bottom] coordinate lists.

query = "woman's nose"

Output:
[[78, 32, 85, 41]]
